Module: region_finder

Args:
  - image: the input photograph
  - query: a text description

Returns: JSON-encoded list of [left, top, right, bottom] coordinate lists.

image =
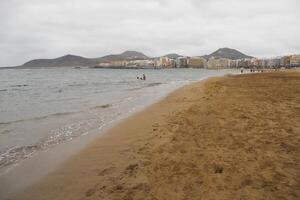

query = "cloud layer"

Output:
[[0, 0, 299, 66]]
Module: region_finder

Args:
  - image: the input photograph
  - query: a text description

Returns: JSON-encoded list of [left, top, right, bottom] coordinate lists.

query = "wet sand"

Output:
[[11, 71, 300, 200]]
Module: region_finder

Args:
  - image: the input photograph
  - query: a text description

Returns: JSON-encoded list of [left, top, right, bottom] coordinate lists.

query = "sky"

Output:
[[0, 0, 299, 67]]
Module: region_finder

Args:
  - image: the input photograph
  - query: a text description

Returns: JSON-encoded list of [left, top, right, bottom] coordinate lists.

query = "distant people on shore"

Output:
[[245, 67, 285, 74]]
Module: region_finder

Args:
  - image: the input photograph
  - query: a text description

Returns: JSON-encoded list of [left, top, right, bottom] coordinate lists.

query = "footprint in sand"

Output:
[[125, 163, 139, 176], [98, 166, 115, 176]]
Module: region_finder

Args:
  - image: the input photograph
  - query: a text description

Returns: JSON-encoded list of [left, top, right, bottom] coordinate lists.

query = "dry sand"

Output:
[[12, 71, 300, 200]]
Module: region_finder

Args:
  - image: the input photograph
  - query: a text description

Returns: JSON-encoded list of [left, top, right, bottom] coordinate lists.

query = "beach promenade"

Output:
[[13, 71, 300, 200]]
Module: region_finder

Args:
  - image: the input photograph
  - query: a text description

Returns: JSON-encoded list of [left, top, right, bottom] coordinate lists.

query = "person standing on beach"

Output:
[[143, 74, 146, 80]]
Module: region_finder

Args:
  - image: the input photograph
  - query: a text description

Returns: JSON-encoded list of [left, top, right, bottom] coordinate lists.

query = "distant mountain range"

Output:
[[20, 51, 149, 68], [17, 48, 252, 68]]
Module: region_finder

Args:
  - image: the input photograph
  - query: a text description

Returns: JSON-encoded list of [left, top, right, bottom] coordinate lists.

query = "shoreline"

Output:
[[0, 82, 180, 198], [0, 71, 233, 199], [2, 77, 207, 199], [4, 71, 300, 199], [1, 68, 237, 176]]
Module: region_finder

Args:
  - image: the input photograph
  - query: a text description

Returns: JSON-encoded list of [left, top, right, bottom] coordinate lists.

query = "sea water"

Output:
[[0, 67, 237, 174]]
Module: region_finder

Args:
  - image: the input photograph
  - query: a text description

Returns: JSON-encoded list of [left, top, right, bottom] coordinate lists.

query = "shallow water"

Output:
[[0, 67, 237, 173]]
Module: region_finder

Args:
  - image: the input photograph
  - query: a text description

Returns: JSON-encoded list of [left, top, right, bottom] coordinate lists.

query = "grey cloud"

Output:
[[0, 0, 299, 66]]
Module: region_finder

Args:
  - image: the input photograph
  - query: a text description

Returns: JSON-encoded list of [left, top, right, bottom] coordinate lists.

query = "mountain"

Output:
[[21, 55, 95, 68], [119, 51, 148, 60], [164, 53, 182, 59], [98, 51, 149, 62], [203, 48, 252, 60], [19, 51, 149, 68], [17, 48, 252, 68]]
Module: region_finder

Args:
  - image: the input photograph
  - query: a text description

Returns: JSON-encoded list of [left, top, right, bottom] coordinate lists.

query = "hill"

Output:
[[119, 51, 148, 60], [203, 48, 252, 60], [21, 55, 95, 68], [19, 51, 149, 68], [164, 53, 183, 59], [98, 51, 149, 62]]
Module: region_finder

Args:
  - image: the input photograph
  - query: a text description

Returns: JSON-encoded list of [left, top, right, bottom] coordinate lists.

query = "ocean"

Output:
[[0, 67, 237, 174]]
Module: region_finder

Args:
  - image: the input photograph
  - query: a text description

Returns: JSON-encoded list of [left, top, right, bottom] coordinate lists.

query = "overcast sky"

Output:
[[0, 0, 299, 66]]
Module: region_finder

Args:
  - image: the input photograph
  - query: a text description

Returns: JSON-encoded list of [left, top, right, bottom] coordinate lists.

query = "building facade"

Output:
[[290, 55, 300, 67], [176, 57, 188, 68], [188, 57, 206, 68]]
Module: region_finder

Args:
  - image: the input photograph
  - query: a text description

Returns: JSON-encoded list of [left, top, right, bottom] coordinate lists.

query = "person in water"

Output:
[[137, 74, 146, 80]]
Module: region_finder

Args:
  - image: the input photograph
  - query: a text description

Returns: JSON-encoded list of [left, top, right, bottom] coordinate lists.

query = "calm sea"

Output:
[[0, 67, 237, 173]]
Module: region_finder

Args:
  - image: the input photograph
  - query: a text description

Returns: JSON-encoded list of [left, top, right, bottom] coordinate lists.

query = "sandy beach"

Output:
[[10, 71, 300, 200]]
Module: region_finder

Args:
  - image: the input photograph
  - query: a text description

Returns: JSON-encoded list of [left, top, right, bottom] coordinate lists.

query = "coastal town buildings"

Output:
[[188, 57, 206, 68], [290, 55, 300, 67], [176, 57, 188, 68], [207, 57, 231, 69], [160, 57, 176, 68], [96, 54, 300, 69], [249, 58, 259, 68], [154, 58, 162, 68], [257, 59, 268, 68], [280, 56, 290, 67], [97, 60, 155, 68], [127, 60, 155, 68], [227, 59, 237, 68], [153, 57, 176, 68], [267, 58, 281, 68], [98, 60, 127, 67]]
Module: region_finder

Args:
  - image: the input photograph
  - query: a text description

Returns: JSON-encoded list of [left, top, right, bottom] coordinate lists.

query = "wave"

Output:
[[0, 129, 12, 135], [0, 116, 108, 172], [93, 104, 112, 109], [127, 82, 163, 91], [146, 82, 163, 87], [0, 122, 11, 125], [9, 84, 29, 88], [68, 83, 87, 87], [0, 116, 107, 172], [0, 145, 40, 169], [0, 111, 79, 126]]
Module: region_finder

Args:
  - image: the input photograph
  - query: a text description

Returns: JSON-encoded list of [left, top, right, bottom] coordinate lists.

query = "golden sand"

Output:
[[14, 71, 300, 200]]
